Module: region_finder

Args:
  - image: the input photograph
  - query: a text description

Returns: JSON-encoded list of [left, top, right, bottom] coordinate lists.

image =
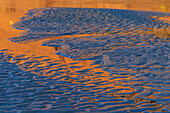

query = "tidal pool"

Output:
[[0, 3, 170, 113]]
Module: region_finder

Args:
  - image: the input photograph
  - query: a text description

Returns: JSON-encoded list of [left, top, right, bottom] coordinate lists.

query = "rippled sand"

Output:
[[0, 0, 170, 113]]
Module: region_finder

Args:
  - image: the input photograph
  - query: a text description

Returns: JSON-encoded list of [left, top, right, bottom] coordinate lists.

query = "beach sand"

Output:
[[0, 0, 169, 64], [0, 1, 169, 112]]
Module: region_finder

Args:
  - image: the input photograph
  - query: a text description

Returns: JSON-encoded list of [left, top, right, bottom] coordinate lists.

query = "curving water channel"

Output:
[[0, 1, 170, 113]]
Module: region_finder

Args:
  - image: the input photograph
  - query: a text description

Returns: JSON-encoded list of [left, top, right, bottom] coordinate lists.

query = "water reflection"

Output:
[[0, 0, 170, 112], [1, 49, 164, 112]]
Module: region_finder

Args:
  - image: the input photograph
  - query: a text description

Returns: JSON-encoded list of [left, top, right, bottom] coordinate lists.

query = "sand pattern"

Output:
[[0, 8, 169, 112]]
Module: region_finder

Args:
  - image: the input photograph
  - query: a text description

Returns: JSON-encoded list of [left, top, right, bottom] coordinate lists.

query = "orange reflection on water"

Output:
[[0, 1, 169, 110], [0, 0, 169, 57]]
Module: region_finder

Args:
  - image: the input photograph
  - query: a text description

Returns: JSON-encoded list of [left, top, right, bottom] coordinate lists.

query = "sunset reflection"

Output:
[[0, 0, 169, 112]]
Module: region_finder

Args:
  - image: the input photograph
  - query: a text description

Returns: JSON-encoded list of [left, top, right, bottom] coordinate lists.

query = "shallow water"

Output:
[[0, 1, 170, 113]]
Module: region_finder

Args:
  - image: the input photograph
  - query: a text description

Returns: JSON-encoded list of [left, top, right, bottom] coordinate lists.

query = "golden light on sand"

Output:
[[0, 0, 169, 93]]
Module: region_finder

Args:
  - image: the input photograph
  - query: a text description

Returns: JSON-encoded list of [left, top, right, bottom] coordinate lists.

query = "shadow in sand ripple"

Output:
[[0, 49, 169, 112], [3, 7, 170, 113], [9, 8, 169, 43]]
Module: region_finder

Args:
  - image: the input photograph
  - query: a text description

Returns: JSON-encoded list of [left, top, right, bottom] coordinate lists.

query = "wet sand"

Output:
[[0, 0, 169, 69], [0, 0, 170, 112]]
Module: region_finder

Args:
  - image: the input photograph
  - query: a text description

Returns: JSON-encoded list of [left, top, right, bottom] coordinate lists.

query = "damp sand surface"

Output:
[[0, 1, 170, 113]]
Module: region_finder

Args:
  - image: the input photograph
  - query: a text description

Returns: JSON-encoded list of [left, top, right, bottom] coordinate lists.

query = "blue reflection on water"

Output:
[[2, 8, 170, 112]]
